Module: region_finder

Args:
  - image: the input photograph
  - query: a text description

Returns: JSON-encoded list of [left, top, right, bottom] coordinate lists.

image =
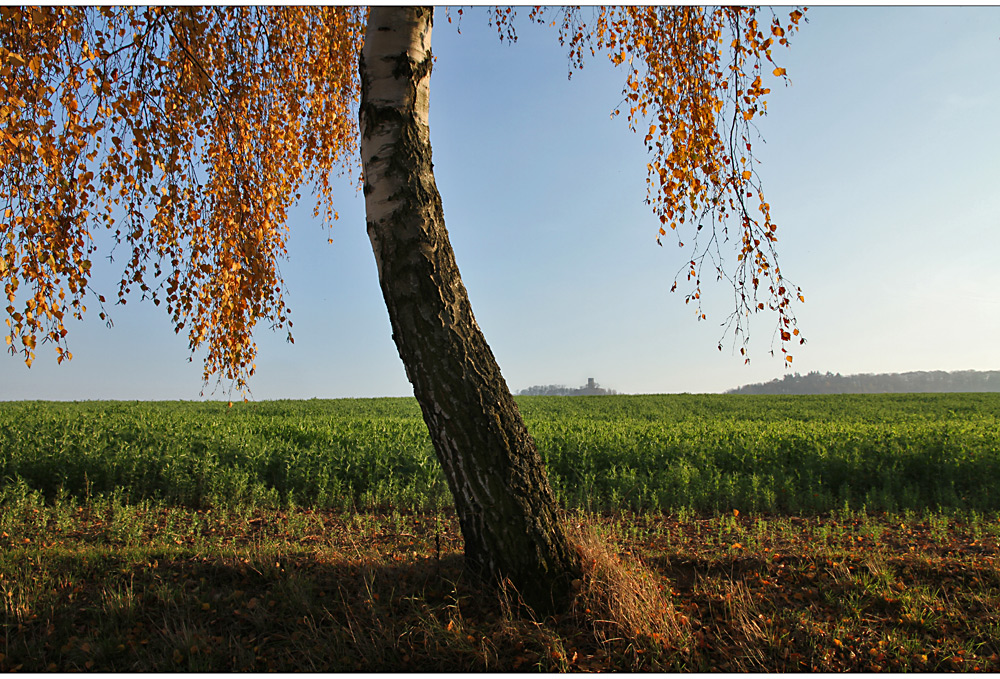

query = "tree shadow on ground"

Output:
[[3, 543, 648, 672]]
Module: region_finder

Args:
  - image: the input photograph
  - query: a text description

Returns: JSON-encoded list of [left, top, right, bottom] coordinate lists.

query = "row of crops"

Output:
[[1, 393, 998, 514]]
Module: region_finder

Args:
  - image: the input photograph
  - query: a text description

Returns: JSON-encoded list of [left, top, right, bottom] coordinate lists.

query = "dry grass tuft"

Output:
[[564, 520, 691, 657]]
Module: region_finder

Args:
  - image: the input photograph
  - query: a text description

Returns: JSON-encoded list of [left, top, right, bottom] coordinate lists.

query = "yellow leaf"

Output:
[[785, 355, 793, 363], [742, 170, 752, 180], [773, 67, 787, 77]]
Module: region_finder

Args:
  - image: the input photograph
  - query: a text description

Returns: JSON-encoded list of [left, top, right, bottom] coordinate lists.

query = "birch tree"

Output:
[[1, 5, 805, 611]]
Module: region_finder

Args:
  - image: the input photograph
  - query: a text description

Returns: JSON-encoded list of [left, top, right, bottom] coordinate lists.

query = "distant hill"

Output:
[[518, 378, 618, 396], [727, 370, 1000, 395]]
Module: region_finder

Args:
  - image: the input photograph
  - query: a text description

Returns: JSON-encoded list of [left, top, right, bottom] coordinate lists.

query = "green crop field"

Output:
[[2, 393, 999, 514], [2, 394, 999, 671]]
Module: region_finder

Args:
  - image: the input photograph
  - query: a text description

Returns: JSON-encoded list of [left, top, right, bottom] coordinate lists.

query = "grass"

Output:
[[1, 489, 998, 671], [3, 394, 1000, 514], [2, 394, 999, 671]]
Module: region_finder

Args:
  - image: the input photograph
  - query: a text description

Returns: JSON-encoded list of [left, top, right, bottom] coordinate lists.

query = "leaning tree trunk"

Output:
[[358, 6, 582, 612]]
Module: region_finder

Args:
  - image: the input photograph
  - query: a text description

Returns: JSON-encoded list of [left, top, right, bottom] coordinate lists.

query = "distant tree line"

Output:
[[518, 378, 618, 397], [727, 370, 1000, 395]]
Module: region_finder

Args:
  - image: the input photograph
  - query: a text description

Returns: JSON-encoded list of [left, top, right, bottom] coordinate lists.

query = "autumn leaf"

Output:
[[3, 51, 25, 67]]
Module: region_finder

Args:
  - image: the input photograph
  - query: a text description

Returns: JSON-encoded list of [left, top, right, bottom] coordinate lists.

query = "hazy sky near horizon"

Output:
[[4, 5, 1000, 401]]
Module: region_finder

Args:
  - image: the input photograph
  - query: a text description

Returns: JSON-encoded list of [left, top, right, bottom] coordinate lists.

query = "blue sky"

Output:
[[4, 5, 1000, 400]]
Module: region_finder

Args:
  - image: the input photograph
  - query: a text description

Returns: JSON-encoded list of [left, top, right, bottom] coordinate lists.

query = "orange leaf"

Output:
[[773, 67, 787, 77]]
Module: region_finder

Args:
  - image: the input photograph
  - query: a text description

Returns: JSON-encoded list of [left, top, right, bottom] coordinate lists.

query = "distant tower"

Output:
[[587, 377, 596, 390]]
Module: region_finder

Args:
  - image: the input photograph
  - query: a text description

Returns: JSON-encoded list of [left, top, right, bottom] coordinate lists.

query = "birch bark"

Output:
[[358, 5, 582, 612]]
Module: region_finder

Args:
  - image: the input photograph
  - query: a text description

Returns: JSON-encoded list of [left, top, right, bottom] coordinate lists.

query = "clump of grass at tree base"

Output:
[[479, 518, 692, 671], [565, 519, 692, 664]]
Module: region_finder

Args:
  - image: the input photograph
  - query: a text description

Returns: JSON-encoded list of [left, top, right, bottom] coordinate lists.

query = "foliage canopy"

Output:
[[1, 6, 804, 390]]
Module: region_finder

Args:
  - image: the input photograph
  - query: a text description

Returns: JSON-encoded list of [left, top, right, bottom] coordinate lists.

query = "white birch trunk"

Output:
[[358, 6, 581, 613]]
